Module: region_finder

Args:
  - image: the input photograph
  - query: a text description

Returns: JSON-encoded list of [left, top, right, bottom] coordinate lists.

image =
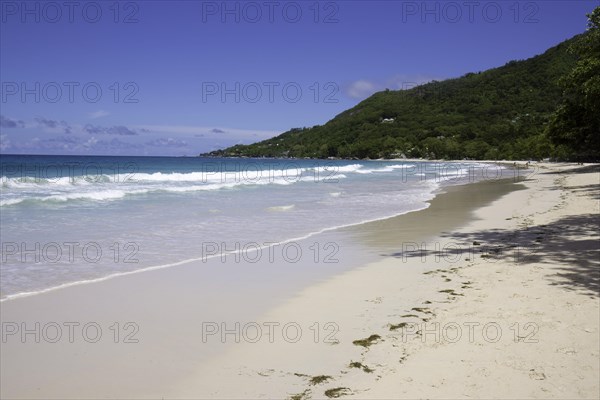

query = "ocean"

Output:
[[0, 154, 511, 300]]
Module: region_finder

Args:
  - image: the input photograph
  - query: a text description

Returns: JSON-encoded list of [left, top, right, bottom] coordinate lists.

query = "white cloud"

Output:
[[4, 119, 282, 156], [89, 110, 110, 119], [0, 115, 25, 128], [0, 134, 11, 151], [344, 80, 378, 99], [146, 137, 188, 147]]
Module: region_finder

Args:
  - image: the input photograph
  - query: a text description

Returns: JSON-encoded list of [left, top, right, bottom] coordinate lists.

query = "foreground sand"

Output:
[[174, 163, 599, 399], [1, 163, 598, 399]]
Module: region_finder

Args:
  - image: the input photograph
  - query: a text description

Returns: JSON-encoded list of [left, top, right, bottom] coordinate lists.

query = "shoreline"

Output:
[[172, 162, 599, 399], [0, 161, 517, 302], [1, 163, 598, 398]]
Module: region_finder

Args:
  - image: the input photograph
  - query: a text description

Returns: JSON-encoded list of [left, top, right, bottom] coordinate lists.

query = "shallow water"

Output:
[[0, 155, 512, 299]]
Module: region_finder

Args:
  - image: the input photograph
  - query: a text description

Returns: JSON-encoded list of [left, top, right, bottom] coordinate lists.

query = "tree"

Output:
[[547, 7, 600, 160]]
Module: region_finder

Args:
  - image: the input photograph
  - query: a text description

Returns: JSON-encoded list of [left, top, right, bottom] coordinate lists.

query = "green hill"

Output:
[[203, 34, 584, 161]]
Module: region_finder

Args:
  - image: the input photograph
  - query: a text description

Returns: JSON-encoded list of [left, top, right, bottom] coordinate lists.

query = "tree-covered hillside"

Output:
[[203, 32, 590, 161], [547, 7, 600, 161]]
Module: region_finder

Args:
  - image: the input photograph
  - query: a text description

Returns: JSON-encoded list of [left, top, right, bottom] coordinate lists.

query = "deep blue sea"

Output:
[[0, 154, 508, 299]]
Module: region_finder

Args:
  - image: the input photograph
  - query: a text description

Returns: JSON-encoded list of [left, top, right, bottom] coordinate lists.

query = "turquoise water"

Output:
[[0, 155, 508, 299]]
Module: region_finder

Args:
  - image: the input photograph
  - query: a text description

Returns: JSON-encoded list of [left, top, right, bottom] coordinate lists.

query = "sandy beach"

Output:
[[1, 163, 598, 399], [3, 1, 598, 398], [168, 163, 599, 399]]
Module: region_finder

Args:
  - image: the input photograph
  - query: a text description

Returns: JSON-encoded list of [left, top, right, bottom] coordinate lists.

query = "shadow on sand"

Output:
[[388, 212, 600, 298]]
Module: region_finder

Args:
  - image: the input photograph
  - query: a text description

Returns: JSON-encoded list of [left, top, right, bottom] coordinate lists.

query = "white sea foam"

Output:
[[0, 168, 348, 207], [314, 163, 363, 173], [355, 163, 416, 174], [267, 204, 295, 211]]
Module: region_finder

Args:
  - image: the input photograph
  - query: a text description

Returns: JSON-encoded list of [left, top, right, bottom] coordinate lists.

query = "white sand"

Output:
[[173, 163, 600, 399]]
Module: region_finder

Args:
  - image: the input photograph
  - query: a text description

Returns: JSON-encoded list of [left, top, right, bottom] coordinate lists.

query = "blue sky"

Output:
[[0, 0, 597, 156]]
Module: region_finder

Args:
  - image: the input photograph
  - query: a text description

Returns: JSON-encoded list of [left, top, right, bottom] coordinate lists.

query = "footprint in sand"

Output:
[[529, 368, 547, 380]]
